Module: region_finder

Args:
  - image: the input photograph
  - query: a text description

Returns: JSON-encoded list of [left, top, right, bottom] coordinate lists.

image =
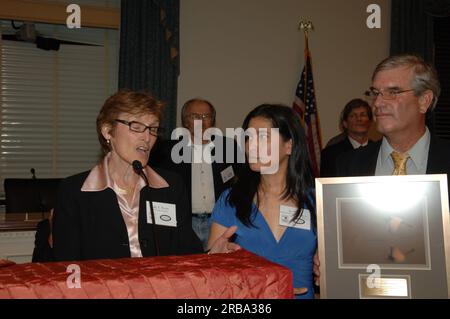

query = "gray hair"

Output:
[[372, 54, 441, 111], [181, 98, 216, 127]]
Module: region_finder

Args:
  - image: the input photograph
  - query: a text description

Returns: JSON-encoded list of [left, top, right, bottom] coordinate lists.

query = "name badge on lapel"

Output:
[[146, 201, 177, 227], [220, 165, 235, 183], [279, 205, 311, 231]]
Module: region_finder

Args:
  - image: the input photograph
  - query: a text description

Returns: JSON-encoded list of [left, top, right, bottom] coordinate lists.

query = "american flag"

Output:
[[292, 50, 322, 177]]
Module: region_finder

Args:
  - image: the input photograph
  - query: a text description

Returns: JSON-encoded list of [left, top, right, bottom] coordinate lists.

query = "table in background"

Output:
[[0, 213, 49, 263]]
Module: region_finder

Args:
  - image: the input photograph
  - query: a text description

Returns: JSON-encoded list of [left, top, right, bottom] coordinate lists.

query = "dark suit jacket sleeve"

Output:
[[335, 141, 381, 177], [171, 175, 203, 254], [335, 148, 365, 177], [52, 177, 82, 261], [335, 151, 348, 177], [32, 219, 54, 262], [320, 147, 333, 177]]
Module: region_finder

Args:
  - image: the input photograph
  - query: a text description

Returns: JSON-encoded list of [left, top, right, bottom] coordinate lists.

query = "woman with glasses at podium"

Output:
[[53, 90, 237, 261]]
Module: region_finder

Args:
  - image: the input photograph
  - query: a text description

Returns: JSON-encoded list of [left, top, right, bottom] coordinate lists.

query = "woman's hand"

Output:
[[208, 226, 241, 254], [294, 288, 309, 295]]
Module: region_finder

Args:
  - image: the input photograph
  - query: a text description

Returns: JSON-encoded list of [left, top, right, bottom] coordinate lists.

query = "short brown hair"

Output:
[[340, 98, 373, 132], [96, 89, 165, 154]]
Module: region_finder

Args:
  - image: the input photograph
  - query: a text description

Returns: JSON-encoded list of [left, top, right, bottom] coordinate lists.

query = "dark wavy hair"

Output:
[[228, 104, 315, 227]]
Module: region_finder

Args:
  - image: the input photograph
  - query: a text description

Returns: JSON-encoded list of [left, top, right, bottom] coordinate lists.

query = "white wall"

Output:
[[178, 0, 390, 143]]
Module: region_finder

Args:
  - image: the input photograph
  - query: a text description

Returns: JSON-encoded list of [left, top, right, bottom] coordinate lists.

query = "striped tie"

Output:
[[391, 151, 410, 175]]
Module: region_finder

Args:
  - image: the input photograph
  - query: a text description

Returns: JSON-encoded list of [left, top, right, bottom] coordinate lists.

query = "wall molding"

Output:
[[0, 0, 119, 29], [0, 230, 36, 240]]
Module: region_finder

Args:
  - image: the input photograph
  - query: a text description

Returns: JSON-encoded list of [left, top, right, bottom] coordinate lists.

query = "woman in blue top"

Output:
[[207, 104, 317, 299]]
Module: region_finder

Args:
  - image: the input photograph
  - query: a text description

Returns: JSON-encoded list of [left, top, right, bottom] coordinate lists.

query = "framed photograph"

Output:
[[316, 174, 450, 299]]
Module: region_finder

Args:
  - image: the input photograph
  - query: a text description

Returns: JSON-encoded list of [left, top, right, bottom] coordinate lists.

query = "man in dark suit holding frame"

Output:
[[314, 54, 450, 284], [336, 54, 450, 190]]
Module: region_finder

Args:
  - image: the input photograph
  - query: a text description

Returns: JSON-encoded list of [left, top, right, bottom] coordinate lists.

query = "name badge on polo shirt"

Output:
[[220, 165, 235, 183], [146, 201, 177, 227], [279, 205, 311, 231]]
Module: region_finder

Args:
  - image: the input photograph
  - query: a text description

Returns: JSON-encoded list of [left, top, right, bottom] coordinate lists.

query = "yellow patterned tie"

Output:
[[390, 151, 410, 175]]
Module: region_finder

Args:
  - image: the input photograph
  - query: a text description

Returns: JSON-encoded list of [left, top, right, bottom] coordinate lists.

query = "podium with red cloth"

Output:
[[0, 250, 293, 299]]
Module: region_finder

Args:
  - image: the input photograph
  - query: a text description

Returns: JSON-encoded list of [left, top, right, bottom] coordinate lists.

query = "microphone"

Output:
[[132, 160, 149, 186], [30, 168, 36, 179], [132, 160, 159, 256]]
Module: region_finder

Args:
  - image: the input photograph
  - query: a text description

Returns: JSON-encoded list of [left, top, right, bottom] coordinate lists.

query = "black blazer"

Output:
[[320, 137, 376, 177], [320, 137, 354, 177], [150, 137, 243, 212], [336, 135, 450, 195], [52, 167, 203, 262]]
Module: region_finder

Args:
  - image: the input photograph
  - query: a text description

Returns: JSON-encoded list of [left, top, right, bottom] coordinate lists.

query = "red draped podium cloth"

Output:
[[0, 250, 293, 299]]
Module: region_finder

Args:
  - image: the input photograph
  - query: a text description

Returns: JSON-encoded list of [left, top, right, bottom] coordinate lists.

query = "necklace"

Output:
[[115, 182, 136, 195]]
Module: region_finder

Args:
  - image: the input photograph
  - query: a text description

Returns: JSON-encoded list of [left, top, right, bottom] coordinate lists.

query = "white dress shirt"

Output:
[[191, 142, 216, 214], [348, 136, 368, 149]]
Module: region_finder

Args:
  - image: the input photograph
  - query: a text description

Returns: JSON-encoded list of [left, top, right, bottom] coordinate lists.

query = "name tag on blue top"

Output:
[[279, 205, 311, 231]]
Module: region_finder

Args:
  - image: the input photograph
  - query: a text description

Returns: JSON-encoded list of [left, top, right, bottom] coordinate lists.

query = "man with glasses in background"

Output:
[[151, 98, 241, 249]]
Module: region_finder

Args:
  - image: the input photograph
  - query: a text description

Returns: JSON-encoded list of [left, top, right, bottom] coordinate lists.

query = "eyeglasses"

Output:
[[365, 88, 415, 101], [187, 113, 213, 121], [115, 119, 165, 136]]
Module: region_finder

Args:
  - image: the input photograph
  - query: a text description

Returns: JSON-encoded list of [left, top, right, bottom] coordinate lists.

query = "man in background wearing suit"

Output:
[[336, 54, 450, 189], [320, 98, 373, 177], [150, 98, 241, 249]]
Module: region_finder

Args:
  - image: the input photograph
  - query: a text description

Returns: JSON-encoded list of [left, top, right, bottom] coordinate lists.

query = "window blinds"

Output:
[[0, 23, 118, 196]]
